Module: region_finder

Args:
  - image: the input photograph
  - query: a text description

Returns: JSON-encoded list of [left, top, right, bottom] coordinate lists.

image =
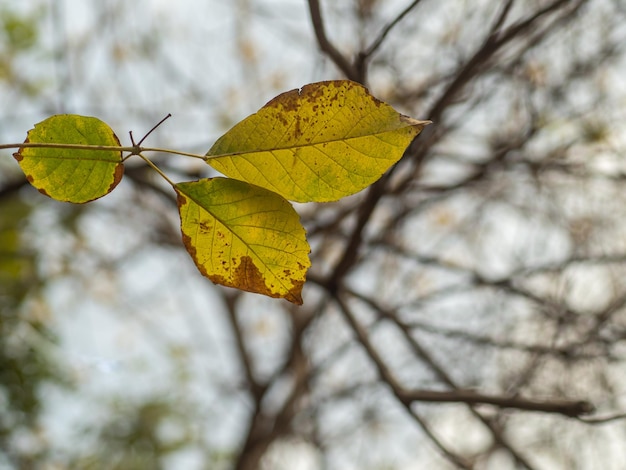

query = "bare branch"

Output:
[[580, 413, 626, 425], [333, 292, 474, 469], [400, 388, 593, 417], [223, 293, 265, 402], [306, 0, 360, 81], [360, 0, 424, 59]]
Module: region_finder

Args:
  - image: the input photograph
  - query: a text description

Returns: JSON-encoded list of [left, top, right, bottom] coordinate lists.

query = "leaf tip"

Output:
[[401, 116, 432, 127], [287, 279, 305, 305]]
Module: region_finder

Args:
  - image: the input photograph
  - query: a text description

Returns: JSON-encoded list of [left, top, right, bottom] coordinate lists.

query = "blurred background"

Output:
[[2, 0, 626, 469]]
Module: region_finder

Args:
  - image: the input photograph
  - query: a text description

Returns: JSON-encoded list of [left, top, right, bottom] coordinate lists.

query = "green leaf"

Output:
[[206, 80, 430, 203], [13, 114, 123, 203], [175, 177, 311, 304]]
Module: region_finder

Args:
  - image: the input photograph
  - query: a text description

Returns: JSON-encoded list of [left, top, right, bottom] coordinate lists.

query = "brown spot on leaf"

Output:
[[180, 231, 206, 274], [12, 136, 29, 162], [265, 88, 301, 113], [176, 191, 188, 209], [107, 163, 124, 193], [37, 187, 50, 197], [204, 255, 304, 305], [293, 115, 302, 140], [288, 278, 305, 305]]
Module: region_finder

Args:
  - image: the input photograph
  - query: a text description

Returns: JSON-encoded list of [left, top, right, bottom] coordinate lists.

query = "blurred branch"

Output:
[[399, 388, 593, 417], [359, 0, 424, 61], [307, 0, 361, 81], [338, 288, 593, 469], [233, 308, 315, 470], [333, 292, 474, 469], [223, 293, 266, 402], [428, 0, 586, 123], [580, 412, 626, 425], [0, 176, 27, 200]]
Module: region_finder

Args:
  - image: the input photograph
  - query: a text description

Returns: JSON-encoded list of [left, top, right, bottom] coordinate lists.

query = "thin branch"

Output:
[[223, 293, 265, 403], [427, 0, 585, 124], [333, 292, 474, 469], [335, 290, 593, 419], [137, 113, 172, 146], [361, 0, 424, 59], [400, 389, 593, 417], [491, 0, 516, 33], [306, 0, 360, 81], [342, 289, 552, 470], [579, 412, 626, 425], [233, 309, 315, 470]]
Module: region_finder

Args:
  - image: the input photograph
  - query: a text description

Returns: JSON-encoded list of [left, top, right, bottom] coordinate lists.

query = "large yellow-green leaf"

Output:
[[13, 114, 123, 203], [176, 177, 311, 304], [206, 80, 430, 203]]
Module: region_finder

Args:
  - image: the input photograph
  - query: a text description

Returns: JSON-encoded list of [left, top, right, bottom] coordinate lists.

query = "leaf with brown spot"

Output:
[[176, 178, 311, 304], [13, 114, 124, 203], [206, 80, 430, 202]]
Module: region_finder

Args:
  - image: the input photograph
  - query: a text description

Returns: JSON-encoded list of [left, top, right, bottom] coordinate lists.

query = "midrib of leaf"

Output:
[[207, 124, 420, 159]]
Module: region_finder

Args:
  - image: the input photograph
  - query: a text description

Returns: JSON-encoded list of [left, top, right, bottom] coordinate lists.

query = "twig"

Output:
[[223, 293, 265, 402], [361, 0, 424, 59], [400, 389, 593, 417], [333, 293, 474, 469], [341, 289, 544, 470], [306, 0, 360, 81], [579, 412, 626, 424], [137, 113, 172, 146]]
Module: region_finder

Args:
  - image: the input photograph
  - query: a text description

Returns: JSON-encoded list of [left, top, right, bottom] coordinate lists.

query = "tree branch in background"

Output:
[[307, 0, 360, 81]]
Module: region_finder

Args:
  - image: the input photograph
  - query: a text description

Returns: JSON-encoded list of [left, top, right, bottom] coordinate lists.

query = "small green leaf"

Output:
[[206, 80, 430, 203], [176, 177, 311, 304], [13, 114, 124, 203]]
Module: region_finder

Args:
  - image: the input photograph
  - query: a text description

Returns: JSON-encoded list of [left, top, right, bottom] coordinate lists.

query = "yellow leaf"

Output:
[[207, 80, 430, 202], [13, 115, 123, 203], [175, 178, 311, 304]]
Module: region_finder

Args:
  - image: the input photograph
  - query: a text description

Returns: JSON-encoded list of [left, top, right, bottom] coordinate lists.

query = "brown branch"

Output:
[[233, 309, 316, 470], [427, 0, 586, 124], [326, 175, 387, 290], [324, 0, 588, 302], [360, 0, 425, 60], [333, 293, 475, 469], [341, 289, 564, 470], [580, 412, 626, 425], [399, 388, 593, 417], [223, 293, 265, 402], [306, 0, 360, 81]]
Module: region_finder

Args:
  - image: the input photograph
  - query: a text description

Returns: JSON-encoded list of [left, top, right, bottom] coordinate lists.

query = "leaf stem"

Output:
[[140, 147, 208, 160], [1, 142, 208, 160], [136, 154, 176, 187]]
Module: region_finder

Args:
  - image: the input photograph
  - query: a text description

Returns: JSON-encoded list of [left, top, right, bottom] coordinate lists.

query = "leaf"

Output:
[[206, 80, 430, 203], [13, 114, 123, 203], [176, 177, 311, 304]]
